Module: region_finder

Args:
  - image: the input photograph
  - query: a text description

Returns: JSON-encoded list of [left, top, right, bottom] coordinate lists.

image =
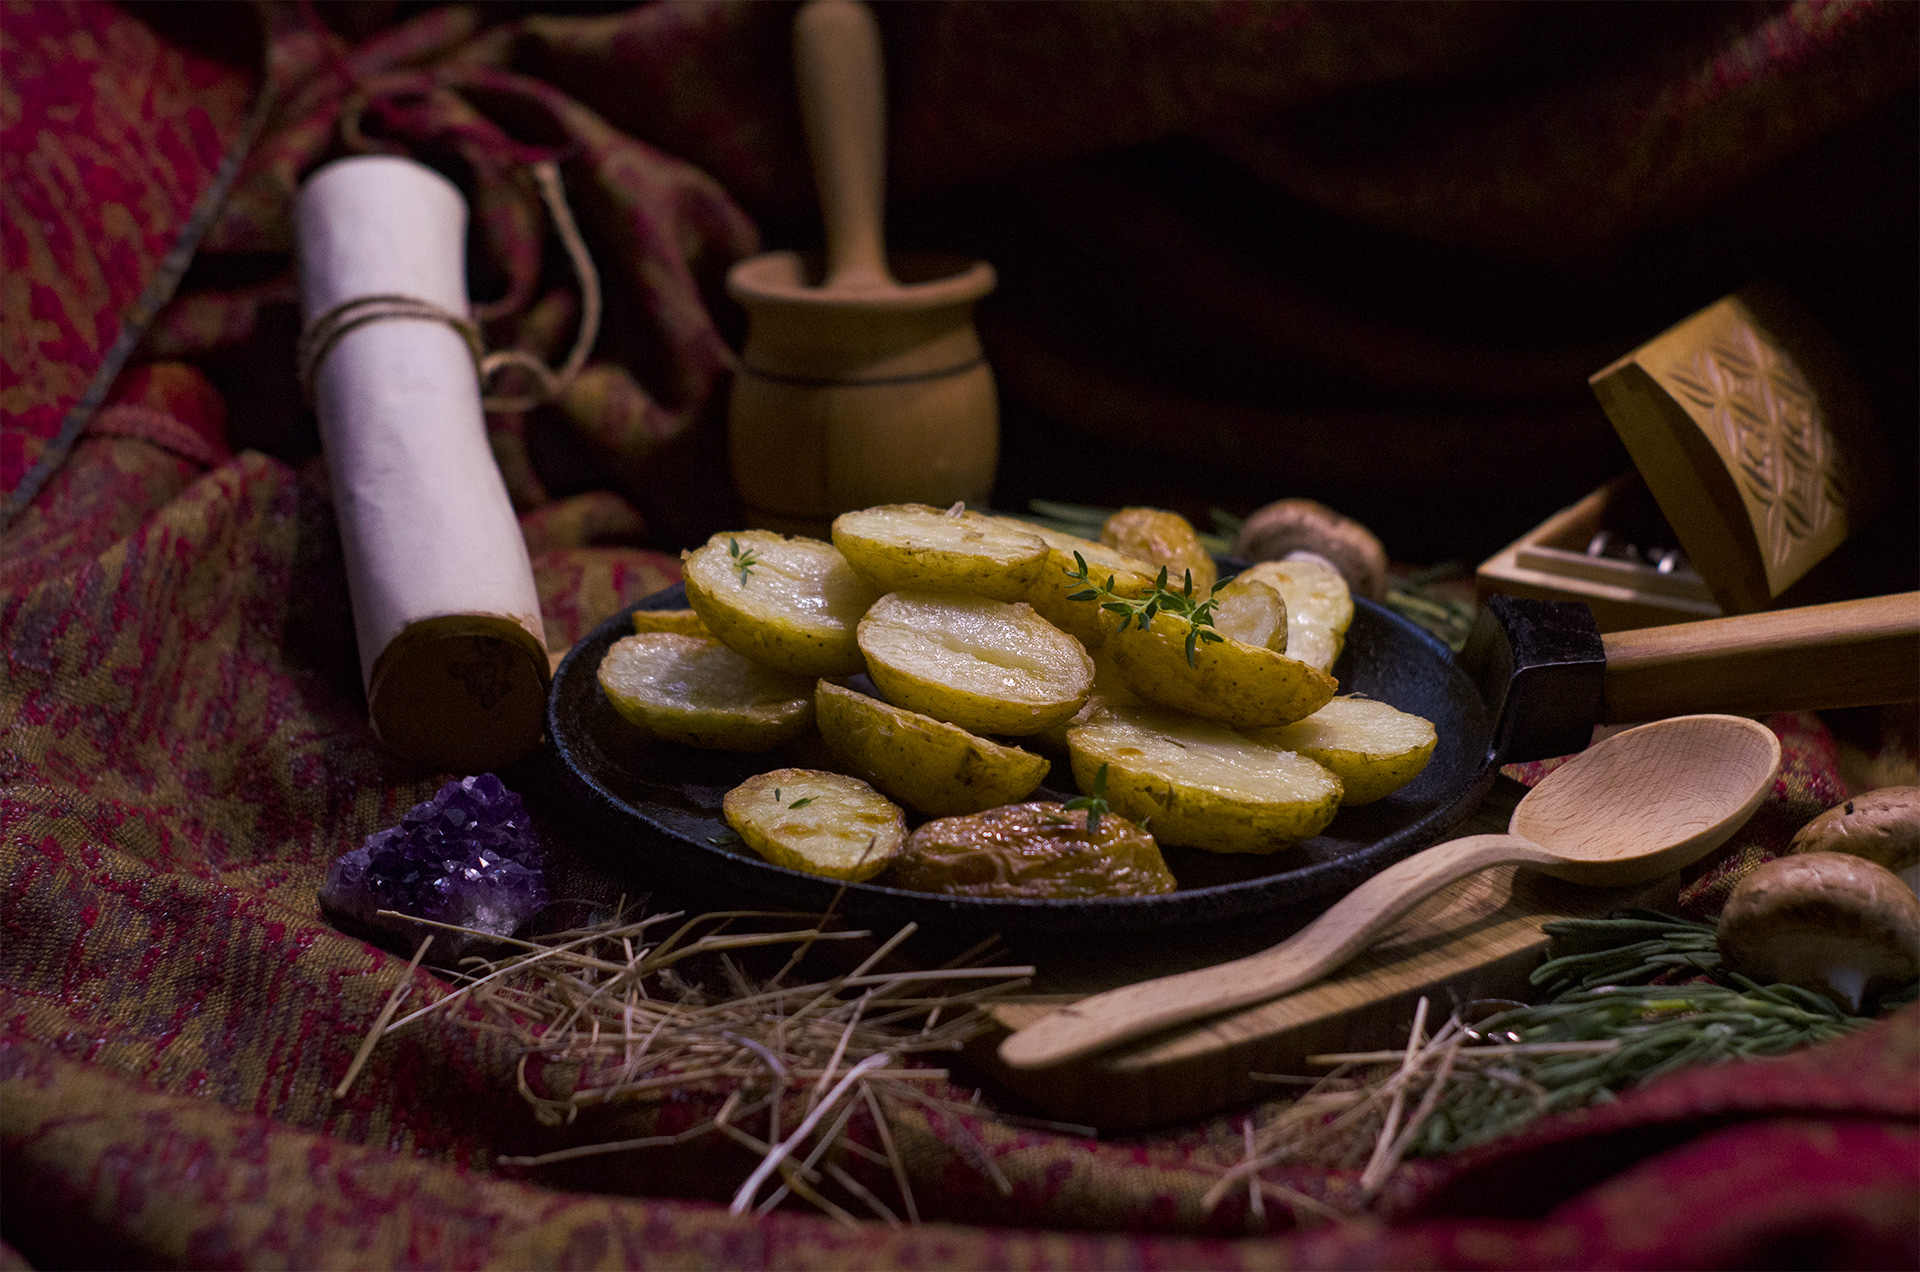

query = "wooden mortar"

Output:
[[728, 0, 998, 535]]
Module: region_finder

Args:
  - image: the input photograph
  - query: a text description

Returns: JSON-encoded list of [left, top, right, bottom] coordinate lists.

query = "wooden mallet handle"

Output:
[[1601, 591, 1920, 722]]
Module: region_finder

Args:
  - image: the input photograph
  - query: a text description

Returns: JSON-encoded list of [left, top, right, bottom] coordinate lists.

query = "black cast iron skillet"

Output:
[[547, 582, 1648, 933]]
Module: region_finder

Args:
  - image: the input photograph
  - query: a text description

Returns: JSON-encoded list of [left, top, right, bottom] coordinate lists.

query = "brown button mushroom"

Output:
[[1717, 852, 1920, 1014], [1788, 787, 1920, 897], [1231, 499, 1388, 601]]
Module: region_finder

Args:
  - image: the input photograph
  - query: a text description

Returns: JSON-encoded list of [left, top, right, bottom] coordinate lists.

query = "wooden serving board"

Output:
[[968, 775, 1679, 1131]]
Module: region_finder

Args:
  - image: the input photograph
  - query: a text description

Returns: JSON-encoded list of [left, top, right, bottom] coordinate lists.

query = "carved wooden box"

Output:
[[1479, 288, 1885, 629]]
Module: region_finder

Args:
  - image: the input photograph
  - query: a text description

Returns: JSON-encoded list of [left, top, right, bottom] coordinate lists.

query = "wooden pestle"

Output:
[[796, 0, 893, 293], [727, 0, 999, 531]]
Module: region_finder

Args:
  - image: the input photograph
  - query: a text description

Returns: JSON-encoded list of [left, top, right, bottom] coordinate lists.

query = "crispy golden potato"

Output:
[[1236, 554, 1353, 673], [857, 592, 1093, 736], [892, 802, 1176, 899], [815, 680, 1050, 816], [1106, 610, 1337, 729], [1250, 696, 1437, 805], [632, 608, 712, 638], [833, 504, 1048, 601], [1102, 507, 1216, 597], [1068, 707, 1343, 853], [723, 768, 906, 881], [683, 531, 881, 677], [598, 634, 815, 751], [1210, 576, 1287, 652], [1006, 522, 1160, 647]]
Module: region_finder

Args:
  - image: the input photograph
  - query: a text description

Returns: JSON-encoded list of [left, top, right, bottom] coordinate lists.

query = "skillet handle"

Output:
[[1599, 591, 1920, 722]]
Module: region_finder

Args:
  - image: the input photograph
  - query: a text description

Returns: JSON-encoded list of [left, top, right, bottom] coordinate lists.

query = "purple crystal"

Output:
[[321, 774, 548, 953]]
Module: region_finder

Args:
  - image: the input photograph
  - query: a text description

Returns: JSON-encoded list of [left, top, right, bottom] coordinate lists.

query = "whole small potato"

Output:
[[1102, 508, 1216, 597], [892, 802, 1177, 899]]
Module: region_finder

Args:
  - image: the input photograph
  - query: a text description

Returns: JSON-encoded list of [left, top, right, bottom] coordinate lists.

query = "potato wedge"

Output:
[[833, 504, 1048, 601], [1106, 610, 1336, 729], [1009, 522, 1160, 646], [1236, 554, 1353, 673], [1068, 706, 1343, 852], [893, 802, 1176, 899], [598, 633, 814, 751], [1251, 696, 1437, 805], [1211, 576, 1287, 652], [816, 680, 1050, 816], [1102, 507, 1216, 597], [632, 608, 712, 638], [683, 531, 881, 677], [857, 592, 1093, 736], [723, 768, 905, 881]]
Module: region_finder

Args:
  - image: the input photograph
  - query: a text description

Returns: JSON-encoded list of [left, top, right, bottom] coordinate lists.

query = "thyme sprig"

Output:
[[728, 537, 759, 585], [1062, 763, 1112, 833], [1063, 553, 1225, 666]]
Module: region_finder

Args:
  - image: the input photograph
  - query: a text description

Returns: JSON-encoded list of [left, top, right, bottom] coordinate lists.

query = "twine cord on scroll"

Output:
[[296, 160, 600, 413]]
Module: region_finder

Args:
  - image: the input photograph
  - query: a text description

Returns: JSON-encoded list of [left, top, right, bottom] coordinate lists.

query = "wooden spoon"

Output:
[[999, 713, 1781, 1070]]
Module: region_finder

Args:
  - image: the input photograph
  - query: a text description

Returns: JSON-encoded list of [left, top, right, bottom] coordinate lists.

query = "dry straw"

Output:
[[338, 904, 1034, 1224]]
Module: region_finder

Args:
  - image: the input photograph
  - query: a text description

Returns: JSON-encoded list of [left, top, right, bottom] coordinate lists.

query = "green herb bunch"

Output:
[[1064, 552, 1224, 666], [1413, 979, 1867, 1156], [1409, 910, 1896, 1156]]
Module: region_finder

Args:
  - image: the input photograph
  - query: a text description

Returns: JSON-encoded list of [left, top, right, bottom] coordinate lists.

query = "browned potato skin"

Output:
[[892, 802, 1176, 899], [1102, 508, 1217, 597], [1107, 611, 1337, 729], [632, 609, 712, 638]]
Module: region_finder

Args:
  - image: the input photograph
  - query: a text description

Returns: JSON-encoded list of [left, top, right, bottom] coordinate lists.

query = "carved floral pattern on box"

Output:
[[1660, 323, 1843, 572], [1645, 302, 1857, 599]]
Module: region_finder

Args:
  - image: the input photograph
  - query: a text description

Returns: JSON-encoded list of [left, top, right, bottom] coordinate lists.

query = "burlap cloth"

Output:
[[4, 4, 1916, 1266]]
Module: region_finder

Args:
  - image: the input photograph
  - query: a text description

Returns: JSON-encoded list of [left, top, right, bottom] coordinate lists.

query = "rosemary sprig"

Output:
[[1064, 553, 1226, 666], [729, 537, 759, 585], [1219, 909, 1914, 1214], [1062, 763, 1111, 833]]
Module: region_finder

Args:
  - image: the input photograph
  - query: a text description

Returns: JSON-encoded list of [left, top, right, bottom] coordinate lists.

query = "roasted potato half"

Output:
[[1251, 696, 1437, 805], [1102, 507, 1217, 597], [723, 768, 906, 881], [1237, 554, 1353, 674], [1210, 576, 1287, 652], [683, 531, 881, 677], [833, 504, 1048, 601], [858, 592, 1093, 736], [1009, 522, 1160, 647], [1106, 610, 1337, 730], [892, 802, 1176, 899], [631, 608, 712, 638], [1069, 706, 1343, 853], [598, 633, 815, 751], [815, 680, 1051, 816]]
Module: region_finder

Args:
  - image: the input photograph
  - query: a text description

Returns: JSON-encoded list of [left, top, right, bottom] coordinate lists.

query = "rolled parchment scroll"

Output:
[[296, 156, 548, 773]]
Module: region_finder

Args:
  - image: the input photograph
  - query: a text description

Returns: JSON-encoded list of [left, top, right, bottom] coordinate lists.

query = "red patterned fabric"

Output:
[[0, 1, 259, 518], [3, 2, 1917, 1267]]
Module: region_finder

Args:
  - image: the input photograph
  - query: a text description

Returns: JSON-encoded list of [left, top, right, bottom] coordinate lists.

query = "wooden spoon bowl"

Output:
[[1510, 713, 1781, 886]]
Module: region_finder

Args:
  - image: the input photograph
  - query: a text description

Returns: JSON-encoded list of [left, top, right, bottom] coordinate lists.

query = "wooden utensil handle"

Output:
[[794, 0, 892, 290], [999, 834, 1552, 1070], [1600, 591, 1920, 722]]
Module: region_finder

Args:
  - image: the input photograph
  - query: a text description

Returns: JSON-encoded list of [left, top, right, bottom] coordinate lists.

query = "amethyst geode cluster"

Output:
[[321, 774, 547, 953]]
